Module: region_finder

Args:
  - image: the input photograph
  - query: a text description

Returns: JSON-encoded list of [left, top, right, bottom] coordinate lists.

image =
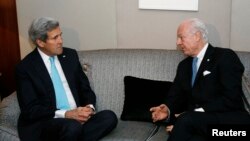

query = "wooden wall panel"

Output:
[[0, 0, 20, 99]]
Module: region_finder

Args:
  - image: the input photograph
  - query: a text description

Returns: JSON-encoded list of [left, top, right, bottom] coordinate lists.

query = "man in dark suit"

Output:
[[150, 18, 250, 141], [16, 17, 117, 141]]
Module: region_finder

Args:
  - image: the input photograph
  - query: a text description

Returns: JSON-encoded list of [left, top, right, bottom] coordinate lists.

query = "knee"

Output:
[[175, 112, 194, 127], [99, 110, 118, 127], [63, 119, 82, 138]]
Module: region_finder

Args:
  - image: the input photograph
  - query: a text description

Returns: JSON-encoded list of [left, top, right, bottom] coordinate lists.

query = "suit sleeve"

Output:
[[15, 64, 56, 122], [165, 60, 189, 114]]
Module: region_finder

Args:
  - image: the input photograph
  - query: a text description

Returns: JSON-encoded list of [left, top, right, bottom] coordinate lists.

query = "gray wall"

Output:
[[230, 0, 250, 52], [17, 0, 250, 58], [16, 0, 117, 58], [117, 0, 230, 50]]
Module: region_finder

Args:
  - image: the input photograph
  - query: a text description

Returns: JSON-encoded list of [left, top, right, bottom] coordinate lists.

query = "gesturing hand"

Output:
[[150, 104, 169, 122]]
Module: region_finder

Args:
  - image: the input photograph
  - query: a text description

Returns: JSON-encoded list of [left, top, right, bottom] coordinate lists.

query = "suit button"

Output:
[[195, 104, 200, 108]]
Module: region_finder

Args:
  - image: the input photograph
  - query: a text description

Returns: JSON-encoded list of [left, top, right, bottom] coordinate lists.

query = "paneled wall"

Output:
[[16, 0, 250, 59], [0, 0, 20, 98]]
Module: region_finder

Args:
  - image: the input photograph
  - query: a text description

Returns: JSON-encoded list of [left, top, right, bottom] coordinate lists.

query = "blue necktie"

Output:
[[191, 57, 198, 86], [50, 57, 70, 110]]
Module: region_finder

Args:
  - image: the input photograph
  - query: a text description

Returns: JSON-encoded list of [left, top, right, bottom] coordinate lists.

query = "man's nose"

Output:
[[57, 36, 63, 43], [176, 38, 181, 45]]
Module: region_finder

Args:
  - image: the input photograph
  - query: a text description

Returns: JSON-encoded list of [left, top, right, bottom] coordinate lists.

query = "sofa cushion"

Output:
[[147, 125, 169, 141], [0, 92, 20, 141], [121, 76, 172, 122], [100, 120, 169, 141]]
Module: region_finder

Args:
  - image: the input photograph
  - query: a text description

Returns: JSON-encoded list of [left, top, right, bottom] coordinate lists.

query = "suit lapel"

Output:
[[31, 49, 55, 99], [57, 51, 79, 105], [57, 53, 70, 83], [57, 52, 74, 91], [194, 44, 215, 85]]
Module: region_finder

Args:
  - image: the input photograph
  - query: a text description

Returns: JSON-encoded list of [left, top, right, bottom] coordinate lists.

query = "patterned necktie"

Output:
[[49, 57, 70, 110], [191, 57, 198, 87]]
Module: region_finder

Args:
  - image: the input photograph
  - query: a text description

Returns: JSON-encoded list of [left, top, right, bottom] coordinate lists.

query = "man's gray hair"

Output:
[[28, 17, 59, 46], [188, 18, 209, 43]]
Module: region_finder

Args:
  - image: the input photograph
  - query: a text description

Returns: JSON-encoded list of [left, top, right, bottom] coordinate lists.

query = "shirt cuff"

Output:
[[87, 104, 95, 111], [54, 110, 67, 118], [164, 107, 171, 122], [194, 107, 205, 112]]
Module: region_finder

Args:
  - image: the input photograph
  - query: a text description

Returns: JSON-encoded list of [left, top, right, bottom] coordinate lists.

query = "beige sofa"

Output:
[[1, 49, 250, 141]]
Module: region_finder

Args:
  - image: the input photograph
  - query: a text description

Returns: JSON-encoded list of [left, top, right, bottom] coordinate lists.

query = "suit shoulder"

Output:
[[61, 47, 79, 60], [214, 47, 239, 58], [214, 46, 235, 53], [63, 47, 77, 54], [213, 47, 243, 68], [17, 50, 37, 67]]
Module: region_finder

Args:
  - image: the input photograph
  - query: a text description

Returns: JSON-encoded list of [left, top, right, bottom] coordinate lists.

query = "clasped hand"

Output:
[[65, 105, 95, 124]]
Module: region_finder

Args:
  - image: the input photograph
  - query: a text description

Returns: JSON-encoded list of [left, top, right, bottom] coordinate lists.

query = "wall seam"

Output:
[[229, 0, 233, 49]]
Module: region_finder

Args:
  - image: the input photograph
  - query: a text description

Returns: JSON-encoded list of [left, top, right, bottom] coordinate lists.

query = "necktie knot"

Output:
[[49, 57, 55, 64], [193, 57, 198, 67]]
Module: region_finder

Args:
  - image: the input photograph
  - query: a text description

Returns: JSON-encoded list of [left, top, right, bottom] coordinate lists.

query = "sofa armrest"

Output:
[[0, 92, 20, 127], [242, 75, 250, 114]]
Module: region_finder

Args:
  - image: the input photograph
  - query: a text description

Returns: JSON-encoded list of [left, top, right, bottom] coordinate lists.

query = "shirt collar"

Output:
[[196, 43, 208, 61], [37, 48, 51, 63]]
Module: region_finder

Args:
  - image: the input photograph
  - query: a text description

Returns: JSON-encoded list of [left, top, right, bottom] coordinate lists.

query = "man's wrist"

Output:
[[165, 107, 171, 122], [86, 104, 95, 111]]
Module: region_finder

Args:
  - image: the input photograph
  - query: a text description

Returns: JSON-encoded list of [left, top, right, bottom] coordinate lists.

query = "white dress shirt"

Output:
[[193, 43, 208, 112], [38, 49, 77, 118], [195, 43, 208, 71]]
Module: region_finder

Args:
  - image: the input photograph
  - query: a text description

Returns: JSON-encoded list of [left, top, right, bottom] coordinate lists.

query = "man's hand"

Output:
[[150, 104, 169, 122], [165, 114, 181, 133], [166, 125, 174, 133], [65, 106, 95, 124]]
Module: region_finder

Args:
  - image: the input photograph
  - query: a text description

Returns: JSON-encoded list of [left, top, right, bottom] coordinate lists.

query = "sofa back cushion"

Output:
[[78, 49, 250, 117], [121, 76, 172, 122], [78, 49, 185, 116]]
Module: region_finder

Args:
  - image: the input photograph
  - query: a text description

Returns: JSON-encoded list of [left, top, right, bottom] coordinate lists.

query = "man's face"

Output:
[[176, 23, 199, 57], [37, 26, 63, 56]]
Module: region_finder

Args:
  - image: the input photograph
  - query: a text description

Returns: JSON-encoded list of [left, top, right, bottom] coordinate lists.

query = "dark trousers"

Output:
[[167, 112, 214, 141], [167, 111, 250, 141], [41, 110, 118, 141]]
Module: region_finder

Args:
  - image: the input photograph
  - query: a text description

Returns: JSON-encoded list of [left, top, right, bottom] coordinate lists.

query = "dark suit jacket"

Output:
[[166, 44, 250, 124], [16, 47, 96, 141]]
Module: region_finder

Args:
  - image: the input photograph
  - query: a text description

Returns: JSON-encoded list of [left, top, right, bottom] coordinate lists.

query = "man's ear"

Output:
[[194, 31, 202, 42], [36, 39, 45, 48]]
